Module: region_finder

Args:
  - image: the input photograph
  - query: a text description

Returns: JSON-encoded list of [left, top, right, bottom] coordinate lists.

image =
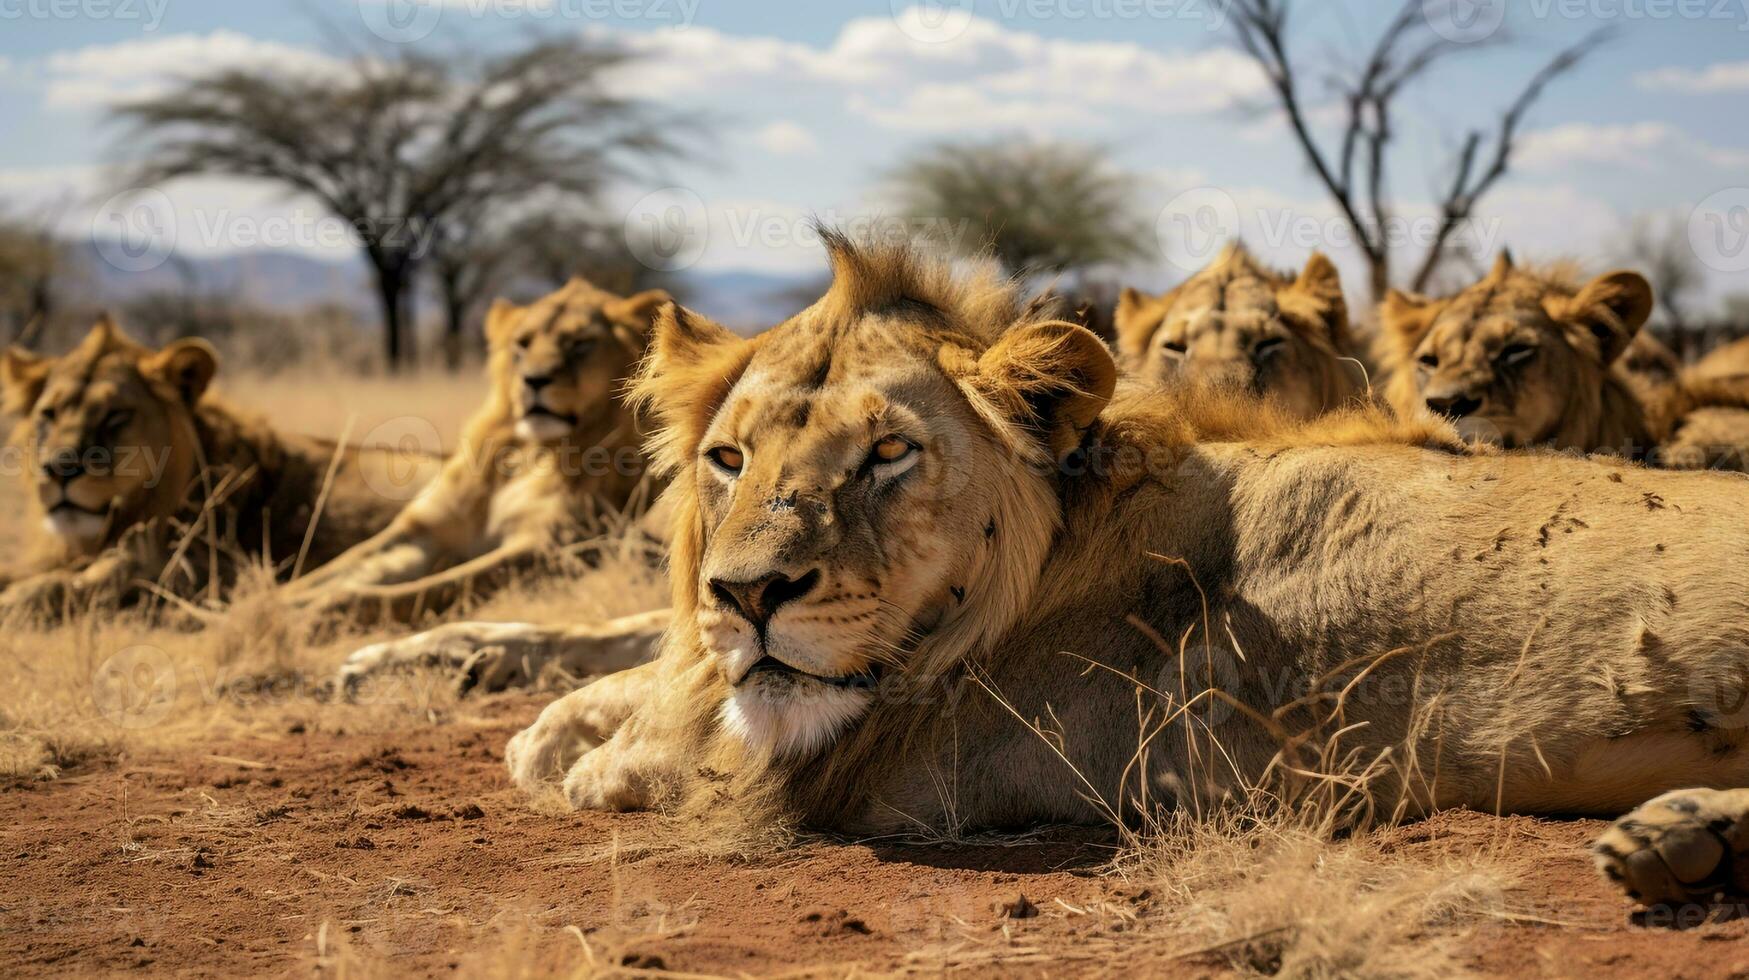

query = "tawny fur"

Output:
[[284, 278, 669, 623], [1115, 244, 1368, 420], [1379, 253, 1749, 470], [0, 318, 440, 615]]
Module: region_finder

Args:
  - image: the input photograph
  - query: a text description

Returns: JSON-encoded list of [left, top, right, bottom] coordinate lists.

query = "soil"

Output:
[[4, 694, 1747, 978]]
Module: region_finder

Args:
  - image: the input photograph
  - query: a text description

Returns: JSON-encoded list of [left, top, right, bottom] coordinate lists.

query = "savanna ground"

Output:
[[2, 368, 1747, 978]]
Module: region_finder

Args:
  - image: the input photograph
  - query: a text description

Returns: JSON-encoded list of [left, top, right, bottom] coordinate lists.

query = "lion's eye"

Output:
[[516, 335, 533, 351], [1499, 344, 1537, 367], [38, 405, 56, 422], [1418, 353, 1439, 369], [871, 435, 915, 466], [567, 336, 598, 357], [1161, 338, 1187, 355], [706, 446, 744, 475], [103, 410, 133, 432], [1254, 337, 1285, 360]]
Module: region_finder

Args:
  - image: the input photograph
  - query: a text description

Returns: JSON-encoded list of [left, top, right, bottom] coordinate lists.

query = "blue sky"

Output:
[[2, 0, 1747, 305]]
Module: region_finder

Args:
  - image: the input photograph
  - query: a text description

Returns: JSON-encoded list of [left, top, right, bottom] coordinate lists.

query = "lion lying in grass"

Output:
[[1115, 244, 1368, 420], [0, 317, 443, 618], [499, 233, 1749, 913], [284, 278, 669, 624], [1380, 252, 1749, 469]]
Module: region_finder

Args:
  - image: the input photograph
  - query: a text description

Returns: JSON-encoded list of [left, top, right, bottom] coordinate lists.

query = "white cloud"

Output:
[[1634, 61, 1749, 94], [1519, 122, 1749, 172], [602, 8, 1266, 133], [750, 120, 820, 156], [41, 31, 343, 109]]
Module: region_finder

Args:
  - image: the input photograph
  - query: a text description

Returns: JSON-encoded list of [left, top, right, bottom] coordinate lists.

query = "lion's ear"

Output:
[[484, 298, 522, 348], [1290, 253, 1347, 338], [606, 289, 674, 336], [1380, 288, 1441, 349], [142, 338, 218, 405], [1, 347, 51, 416], [967, 321, 1117, 459], [1550, 270, 1653, 365], [1113, 285, 1172, 364]]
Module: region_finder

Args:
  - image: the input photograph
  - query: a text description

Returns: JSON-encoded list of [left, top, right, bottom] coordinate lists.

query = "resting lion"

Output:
[[0, 317, 442, 617], [503, 234, 1749, 913], [1380, 252, 1749, 469], [285, 278, 670, 623], [1115, 244, 1368, 420]]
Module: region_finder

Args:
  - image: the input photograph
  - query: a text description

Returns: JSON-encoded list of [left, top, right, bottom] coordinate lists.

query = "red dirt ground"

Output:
[[3, 694, 1747, 978]]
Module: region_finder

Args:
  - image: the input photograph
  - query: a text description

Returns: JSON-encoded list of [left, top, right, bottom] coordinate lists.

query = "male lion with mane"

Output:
[[506, 233, 1749, 912], [1381, 252, 1749, 469], [0, 317, 443, 616], [285, 277, 670, 624], [1115, 244, 1368, 420]]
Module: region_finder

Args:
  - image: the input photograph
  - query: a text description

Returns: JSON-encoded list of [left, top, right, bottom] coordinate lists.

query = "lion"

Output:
[[284, 277, 671, 623], [1379, 252, 1749, 469], [0, 317, 443, 616], [497, 233, 1749, 914], [1114, 244, 1368, 420], [1692, 335, 1749, 382]]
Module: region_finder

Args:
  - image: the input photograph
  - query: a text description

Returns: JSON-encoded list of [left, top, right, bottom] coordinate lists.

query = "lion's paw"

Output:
[[561, 747, 648, 812], [1594, 788, 1749, 906], [338, 623, 540, 697], [505, 703, 597, 794]]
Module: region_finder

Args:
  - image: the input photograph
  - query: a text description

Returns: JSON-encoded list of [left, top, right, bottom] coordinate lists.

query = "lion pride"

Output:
[[284, 277, 670, 622], [0, 317, 442, 616], [1380, 252, 1749, 469], [500, 234, 1749, 912], [1115, 244, 1367, 420]]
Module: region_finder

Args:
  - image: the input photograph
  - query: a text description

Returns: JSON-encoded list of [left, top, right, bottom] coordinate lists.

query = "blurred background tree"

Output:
[[886, 137, 1153, 282], [0, 200, 75, 348], [112, 36, 699, 371]]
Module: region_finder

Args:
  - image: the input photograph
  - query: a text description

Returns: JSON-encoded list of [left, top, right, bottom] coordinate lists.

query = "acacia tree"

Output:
[[1226, 0, 1608, 300], [887, 138, 1153, 280], [113, 38, 690, 369]]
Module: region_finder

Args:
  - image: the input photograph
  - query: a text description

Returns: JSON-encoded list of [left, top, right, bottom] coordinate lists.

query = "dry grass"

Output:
[[0, 366, 1528, 977], [0, 365, 665, 785]]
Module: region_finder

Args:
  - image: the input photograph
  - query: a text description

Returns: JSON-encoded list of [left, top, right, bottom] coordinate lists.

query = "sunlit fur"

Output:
[[1379, 253, 1749, 469], [526, 238, 1749, 845], [286, 278, 668, 621], [0, 318, 438, 608], [1115, 245, 1367, 420]]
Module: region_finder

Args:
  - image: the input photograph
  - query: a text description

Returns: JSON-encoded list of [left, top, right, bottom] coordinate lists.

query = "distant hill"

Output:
[[78, 241, 816, 333]]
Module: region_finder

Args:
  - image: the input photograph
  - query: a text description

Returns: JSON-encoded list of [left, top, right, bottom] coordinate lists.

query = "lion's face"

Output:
[[1383, 255, 1654, 448], [487, 279, 670, 444], [1116, 249, 1353, 419], [637, 238, 1113, 759], [1, 318, 213, 555]]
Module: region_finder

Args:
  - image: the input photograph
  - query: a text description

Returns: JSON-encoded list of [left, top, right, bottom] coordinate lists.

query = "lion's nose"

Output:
[[1426, 393, 1483, 419], [41, 449, 84, 483], [522, 374, 554, 392], [709, 570, 821, 629]]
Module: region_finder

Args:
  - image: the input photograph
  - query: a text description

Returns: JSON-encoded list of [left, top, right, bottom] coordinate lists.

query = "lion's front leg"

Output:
[[505, 660, 663, 795], [1594, 788, 1749, 906]]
